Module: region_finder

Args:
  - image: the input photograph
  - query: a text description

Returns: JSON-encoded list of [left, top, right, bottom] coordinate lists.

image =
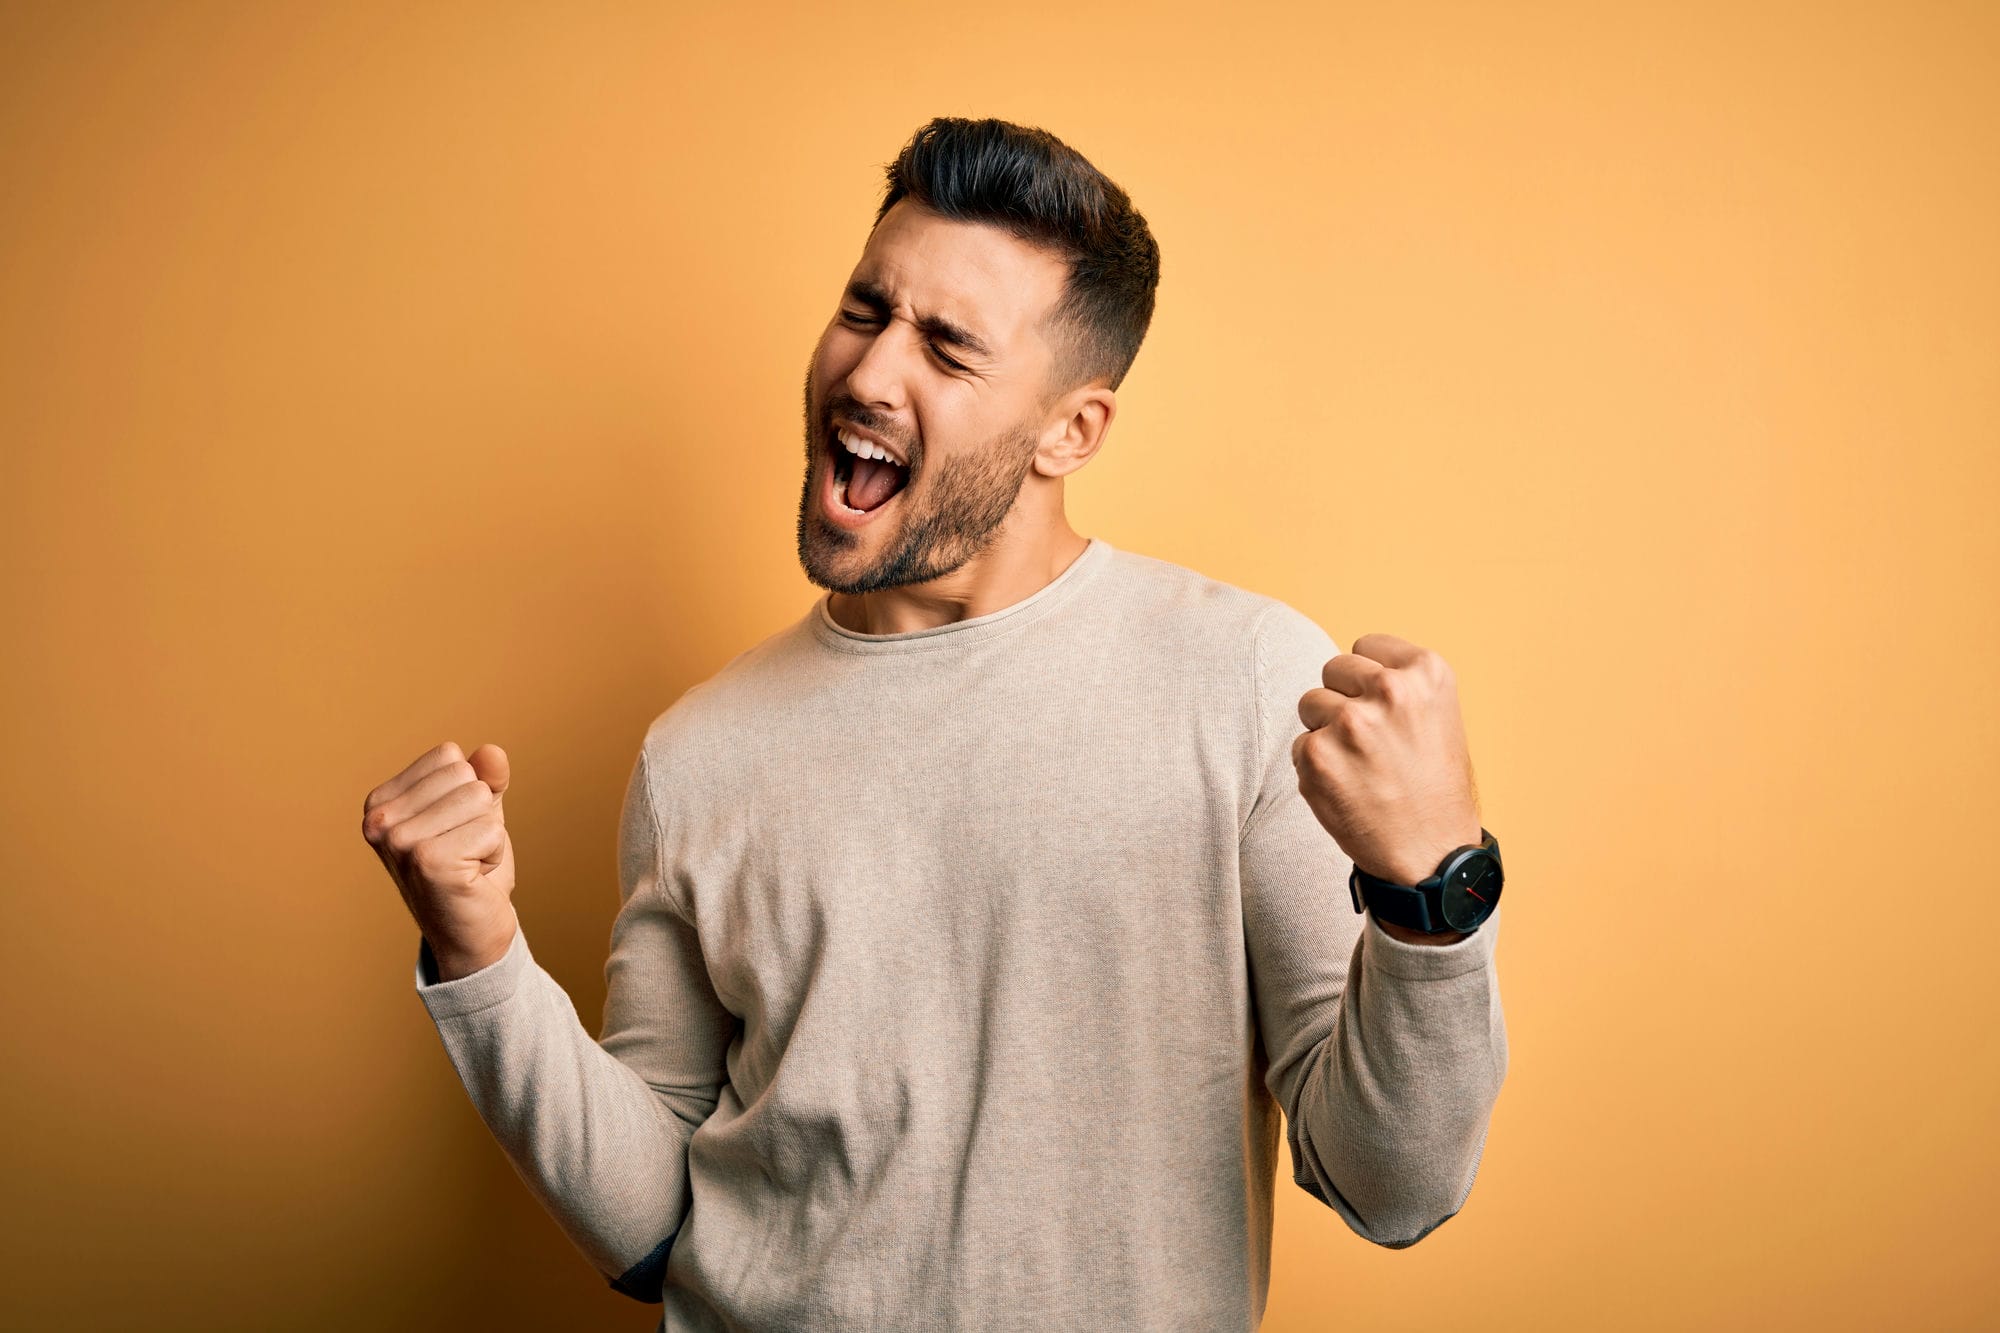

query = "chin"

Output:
[[796, 521, 864, 594]]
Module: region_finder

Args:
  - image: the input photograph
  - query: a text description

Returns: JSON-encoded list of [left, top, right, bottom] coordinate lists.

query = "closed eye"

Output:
[[839, 310, 967, 371]]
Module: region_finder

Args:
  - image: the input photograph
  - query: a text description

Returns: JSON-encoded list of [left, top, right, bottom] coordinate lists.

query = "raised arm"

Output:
[[399, 744, 735, 1301], [1238, 602, 1510, 1248]]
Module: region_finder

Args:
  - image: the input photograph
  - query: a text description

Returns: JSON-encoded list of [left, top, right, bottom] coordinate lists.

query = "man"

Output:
[[362, 116, 1509, 1331]]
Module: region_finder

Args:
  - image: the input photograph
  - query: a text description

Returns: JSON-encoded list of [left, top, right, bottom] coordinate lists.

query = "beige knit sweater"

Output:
[[414, 536, 1509, 1330]]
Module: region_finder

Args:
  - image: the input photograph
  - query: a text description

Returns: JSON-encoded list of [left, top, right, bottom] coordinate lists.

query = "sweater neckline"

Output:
[[811, 537, 1113, 654]]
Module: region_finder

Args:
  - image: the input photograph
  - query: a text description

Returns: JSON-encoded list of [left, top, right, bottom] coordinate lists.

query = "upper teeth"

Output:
[[837, 427, 902, 467]]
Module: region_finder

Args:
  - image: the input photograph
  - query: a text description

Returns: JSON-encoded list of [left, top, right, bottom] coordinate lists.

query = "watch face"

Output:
[[1441, 852, 1503, 931]]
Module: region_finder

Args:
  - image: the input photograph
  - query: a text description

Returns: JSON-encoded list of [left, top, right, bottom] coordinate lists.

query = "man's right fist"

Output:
[[362, 741, 519, 981]]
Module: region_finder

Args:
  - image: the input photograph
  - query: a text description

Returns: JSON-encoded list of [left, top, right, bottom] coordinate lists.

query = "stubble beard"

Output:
[[795, 368, 1042, 596]]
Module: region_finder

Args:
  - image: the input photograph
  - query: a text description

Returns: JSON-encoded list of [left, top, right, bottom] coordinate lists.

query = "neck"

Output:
[[827, 517, 1091, 636]]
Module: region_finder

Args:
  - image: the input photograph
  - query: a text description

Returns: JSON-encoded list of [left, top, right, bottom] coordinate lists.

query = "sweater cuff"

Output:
[[412, 925, 533, 1020], [1362, 902, 1502, 981]]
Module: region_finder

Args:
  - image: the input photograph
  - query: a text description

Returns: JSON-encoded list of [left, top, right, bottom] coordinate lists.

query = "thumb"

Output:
[[467, 743, 510, 807]]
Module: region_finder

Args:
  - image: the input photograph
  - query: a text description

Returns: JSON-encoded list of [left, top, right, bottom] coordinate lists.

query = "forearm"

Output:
[[1289, 912, 1508, 1246], [417, 928, 702, 1286]]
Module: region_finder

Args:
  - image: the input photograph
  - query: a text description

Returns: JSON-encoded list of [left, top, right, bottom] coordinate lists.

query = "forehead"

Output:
[[849, 200, 1069, 360]]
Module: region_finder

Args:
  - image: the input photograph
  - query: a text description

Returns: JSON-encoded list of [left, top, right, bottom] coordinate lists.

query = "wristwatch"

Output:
[[1348, 827, 1504, 935]]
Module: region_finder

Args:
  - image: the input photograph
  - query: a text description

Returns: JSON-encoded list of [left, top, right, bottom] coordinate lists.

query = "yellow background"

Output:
[[3, 2, 1994, 1328]]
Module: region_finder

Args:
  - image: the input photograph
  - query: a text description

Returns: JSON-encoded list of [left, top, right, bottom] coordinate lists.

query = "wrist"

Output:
[[1356, 821, 1491, 945], [1370, 822, 1484, 887], [427, 914, 519, 982]]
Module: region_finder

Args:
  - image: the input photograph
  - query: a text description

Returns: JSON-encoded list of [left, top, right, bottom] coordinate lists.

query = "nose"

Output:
[[843, 318, 920, 414]]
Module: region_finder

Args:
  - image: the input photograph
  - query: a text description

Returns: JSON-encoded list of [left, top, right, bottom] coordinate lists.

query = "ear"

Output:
[[1034, 385, 1117, 479]]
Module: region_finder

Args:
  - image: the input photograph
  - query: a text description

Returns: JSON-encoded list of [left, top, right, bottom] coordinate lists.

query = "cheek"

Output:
[[818, 327, 864, 375]]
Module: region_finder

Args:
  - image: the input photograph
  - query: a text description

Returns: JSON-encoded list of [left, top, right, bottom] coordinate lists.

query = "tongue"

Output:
[[847, 455, 906, 512]]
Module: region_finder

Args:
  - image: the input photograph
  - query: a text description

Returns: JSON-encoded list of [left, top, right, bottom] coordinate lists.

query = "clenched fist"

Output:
[[1291, 632, 1484, 905], [361, 741, 519, 981]]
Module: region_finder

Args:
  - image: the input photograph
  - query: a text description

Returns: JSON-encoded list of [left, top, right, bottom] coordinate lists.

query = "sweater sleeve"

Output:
[[412, 744, 736, 1302], [1238, 601, 1510, 1248]]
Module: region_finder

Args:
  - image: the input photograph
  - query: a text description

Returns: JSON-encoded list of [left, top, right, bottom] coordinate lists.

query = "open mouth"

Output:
[[827, 427, 912, 517]]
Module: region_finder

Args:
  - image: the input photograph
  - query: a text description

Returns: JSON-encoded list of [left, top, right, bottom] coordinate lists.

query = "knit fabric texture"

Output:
[[414, 536, 1509, 1331]]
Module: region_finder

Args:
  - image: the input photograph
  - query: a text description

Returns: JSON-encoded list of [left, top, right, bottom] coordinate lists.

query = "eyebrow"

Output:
[[844, 277, 997, 362]]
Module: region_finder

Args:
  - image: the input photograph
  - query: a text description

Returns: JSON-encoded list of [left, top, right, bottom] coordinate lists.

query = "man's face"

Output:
[[796, 198, 1073, 595]]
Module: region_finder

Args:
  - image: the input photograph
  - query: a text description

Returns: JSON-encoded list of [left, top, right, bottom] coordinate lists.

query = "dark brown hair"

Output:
[[874, 116, 1161, 399]]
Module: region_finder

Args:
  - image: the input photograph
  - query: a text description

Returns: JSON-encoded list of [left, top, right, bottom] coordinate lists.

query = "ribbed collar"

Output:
[[810, 537, 1114, 655]]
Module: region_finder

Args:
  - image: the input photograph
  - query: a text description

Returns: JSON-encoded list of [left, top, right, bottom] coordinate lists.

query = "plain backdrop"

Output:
[[2, 1, 1994, 1328]]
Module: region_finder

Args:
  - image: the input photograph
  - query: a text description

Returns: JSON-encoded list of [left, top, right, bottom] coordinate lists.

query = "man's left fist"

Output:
[[1291, 631, 1484, 888]]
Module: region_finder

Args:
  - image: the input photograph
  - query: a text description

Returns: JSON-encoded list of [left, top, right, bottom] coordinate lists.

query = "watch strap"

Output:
[[1347, 868, 1443, 932]]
